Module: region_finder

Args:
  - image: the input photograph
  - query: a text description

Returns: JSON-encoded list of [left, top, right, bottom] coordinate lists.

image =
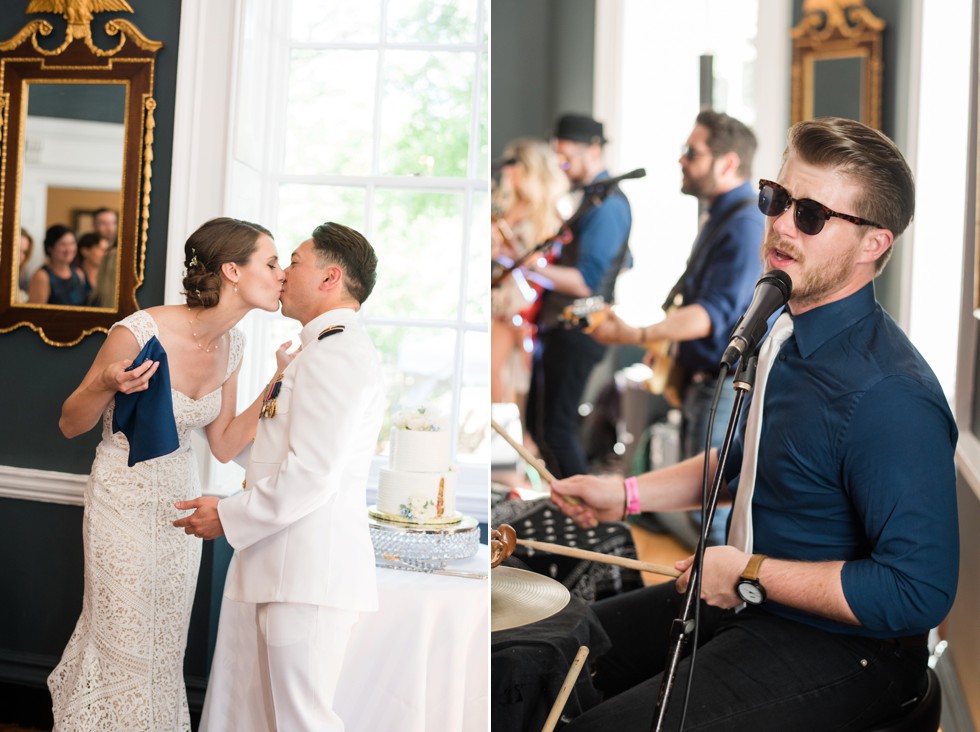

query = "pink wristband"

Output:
[[624, 476, 641, 516]]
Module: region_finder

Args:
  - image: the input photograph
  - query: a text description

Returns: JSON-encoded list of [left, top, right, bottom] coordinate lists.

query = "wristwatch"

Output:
[[735, 554, 768, 605]]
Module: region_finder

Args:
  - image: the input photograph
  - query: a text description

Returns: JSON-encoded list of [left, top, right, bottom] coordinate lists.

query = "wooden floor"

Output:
[[630, 523, 690, 584]]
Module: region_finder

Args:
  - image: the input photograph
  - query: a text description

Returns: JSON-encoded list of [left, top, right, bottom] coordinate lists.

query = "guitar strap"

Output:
[[661, 197, 756, 311]]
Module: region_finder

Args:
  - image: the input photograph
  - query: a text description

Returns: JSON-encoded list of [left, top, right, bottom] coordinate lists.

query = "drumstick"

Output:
[[490, 418, 558, 482], [541, 645, 590, 732], [489, 418, 581, 506], [517, 537, 680, 578]]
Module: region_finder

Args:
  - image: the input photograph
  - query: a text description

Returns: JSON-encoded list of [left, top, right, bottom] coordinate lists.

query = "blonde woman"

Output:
[[491, 137, 568, 405]]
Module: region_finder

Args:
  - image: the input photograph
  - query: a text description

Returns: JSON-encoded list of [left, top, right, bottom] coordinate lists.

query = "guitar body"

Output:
[[518, 252, 553, 327], [644, 339, 685, 409]]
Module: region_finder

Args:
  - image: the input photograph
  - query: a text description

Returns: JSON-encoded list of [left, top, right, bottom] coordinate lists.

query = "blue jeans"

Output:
[[563, 582, 928, 731]]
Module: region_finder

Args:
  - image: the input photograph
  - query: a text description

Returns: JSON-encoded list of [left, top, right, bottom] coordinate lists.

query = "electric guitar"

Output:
[[559, 296, 686, 408]]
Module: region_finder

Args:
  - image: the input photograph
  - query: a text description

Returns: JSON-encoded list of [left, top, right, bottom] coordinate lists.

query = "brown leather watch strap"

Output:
[[741, 554, 768, 582]]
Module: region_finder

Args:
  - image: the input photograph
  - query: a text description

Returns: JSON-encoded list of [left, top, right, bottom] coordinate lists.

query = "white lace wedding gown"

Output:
[[48, 310, 244, 731]]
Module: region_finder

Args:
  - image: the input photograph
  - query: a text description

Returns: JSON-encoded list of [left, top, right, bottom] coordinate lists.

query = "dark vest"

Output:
[[536, 187, 630, 331]]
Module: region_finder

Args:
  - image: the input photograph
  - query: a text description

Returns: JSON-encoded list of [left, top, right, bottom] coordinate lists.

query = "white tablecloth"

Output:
[[335, 546, 489, 732], [201, 546, 489, 731]]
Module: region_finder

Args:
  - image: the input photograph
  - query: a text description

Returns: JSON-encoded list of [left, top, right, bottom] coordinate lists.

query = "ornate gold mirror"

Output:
[[0, 0, 161, 346], [790, 0, 885, 129]]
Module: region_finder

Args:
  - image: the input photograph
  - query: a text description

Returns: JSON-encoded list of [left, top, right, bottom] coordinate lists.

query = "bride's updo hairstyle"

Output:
[[182, 217, 273, 308]]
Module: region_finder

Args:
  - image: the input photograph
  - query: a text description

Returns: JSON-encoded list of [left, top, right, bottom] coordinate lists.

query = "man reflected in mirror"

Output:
[[93, 207, 118, 248], [89, 208, 120, 308]]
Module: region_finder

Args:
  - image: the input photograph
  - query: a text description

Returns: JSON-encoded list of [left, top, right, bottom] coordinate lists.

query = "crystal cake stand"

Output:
[[368, 507, 480, 570]]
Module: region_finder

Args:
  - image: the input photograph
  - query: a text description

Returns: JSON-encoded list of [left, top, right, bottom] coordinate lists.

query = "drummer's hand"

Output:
[[551, 474, 625, 528], [588, 309, 633, 345], [674, 545, 748, 608]]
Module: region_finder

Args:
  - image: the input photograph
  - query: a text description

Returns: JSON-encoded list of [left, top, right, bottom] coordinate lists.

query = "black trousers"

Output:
[[526, 328, 606, 478], [563, 582, 928, 731]]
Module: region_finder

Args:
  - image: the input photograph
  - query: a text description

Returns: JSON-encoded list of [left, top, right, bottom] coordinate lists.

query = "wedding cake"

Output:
[[374, 408, 460, 525]]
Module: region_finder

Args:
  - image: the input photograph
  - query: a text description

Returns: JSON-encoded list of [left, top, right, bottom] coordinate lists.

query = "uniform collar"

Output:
[[299, 308, 358, 348], [791, 281, 878, 359]]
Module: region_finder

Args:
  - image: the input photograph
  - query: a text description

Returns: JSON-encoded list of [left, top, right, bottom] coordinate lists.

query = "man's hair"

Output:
[[786, 117, 915, 273], [93, 208, 117, 222], [310, 222, 378, 304], [696, 110, 757, 179]]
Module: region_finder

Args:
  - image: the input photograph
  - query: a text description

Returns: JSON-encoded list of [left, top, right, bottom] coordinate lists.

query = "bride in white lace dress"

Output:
[[48, 218, 289, 731]]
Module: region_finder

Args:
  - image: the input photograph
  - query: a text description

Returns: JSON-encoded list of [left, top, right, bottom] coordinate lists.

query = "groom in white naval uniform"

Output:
[[175, 222, 386, 730]]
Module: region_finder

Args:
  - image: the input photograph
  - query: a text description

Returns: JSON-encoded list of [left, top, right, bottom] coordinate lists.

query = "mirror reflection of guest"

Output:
[[90, 246, 118, 309], [75, 232, 110, 304], [93, 207, 118, 248], [16, 227, 34, 304], [28, 224, 87, 306]]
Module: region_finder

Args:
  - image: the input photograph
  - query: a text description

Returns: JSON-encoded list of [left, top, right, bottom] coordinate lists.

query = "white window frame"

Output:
[[165, 0, 488, 522]]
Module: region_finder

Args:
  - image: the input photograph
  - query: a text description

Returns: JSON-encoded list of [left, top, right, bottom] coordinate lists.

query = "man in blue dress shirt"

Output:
[[590, 111, 764, 547], [551, 117, 959, 730]]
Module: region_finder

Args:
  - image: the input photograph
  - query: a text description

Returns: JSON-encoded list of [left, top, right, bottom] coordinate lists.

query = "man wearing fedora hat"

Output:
[[524, 112, 632, 479]]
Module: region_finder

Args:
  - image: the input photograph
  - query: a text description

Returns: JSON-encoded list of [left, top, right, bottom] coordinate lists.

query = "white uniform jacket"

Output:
[[218, 308, 385, 611]]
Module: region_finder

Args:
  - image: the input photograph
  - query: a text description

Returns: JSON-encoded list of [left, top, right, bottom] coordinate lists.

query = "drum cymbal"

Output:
[[491, 566, 570, 632]]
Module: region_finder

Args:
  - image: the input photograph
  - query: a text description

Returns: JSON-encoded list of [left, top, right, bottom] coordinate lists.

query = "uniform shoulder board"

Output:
[[318, 324, 346, 340]]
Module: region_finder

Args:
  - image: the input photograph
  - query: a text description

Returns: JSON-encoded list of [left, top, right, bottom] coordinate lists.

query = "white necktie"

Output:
[[728, 312, 794, 554]]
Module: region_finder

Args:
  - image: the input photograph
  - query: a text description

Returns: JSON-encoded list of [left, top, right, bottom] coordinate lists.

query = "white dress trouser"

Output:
[[255, 602, 358, 732]]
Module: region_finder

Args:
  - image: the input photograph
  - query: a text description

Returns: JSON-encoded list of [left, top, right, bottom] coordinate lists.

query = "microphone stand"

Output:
[[650, 354, 758, 732]]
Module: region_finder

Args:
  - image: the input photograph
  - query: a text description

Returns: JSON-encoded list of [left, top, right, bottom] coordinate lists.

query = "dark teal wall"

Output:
[[0, 0, 191, 718], [490, 0, 596, 158], [0, 0, 180, 474]]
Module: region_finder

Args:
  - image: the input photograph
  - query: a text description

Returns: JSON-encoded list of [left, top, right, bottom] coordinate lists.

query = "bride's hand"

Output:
[[275, 340, 299, 373], [102, 358, 158, 395]]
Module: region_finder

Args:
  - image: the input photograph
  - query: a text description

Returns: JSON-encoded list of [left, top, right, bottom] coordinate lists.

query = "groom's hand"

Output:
[[173, 496, 224, 540]]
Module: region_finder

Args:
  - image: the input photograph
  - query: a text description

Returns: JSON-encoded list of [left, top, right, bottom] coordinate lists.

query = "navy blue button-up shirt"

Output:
[[724, 282, 958, 637], [676, 181, 765, 374]]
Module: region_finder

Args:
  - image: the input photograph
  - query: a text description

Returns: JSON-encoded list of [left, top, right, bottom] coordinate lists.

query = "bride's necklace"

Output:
[[186, 306, 221, 354]]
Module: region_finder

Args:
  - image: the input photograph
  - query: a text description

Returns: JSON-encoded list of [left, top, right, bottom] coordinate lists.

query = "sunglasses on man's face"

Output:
[[757, 179, 883, 236], [681, 144, 712, 162]]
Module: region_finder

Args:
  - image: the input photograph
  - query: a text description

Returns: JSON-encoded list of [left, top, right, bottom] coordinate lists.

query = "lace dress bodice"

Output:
[[99, 309, 245, 458]]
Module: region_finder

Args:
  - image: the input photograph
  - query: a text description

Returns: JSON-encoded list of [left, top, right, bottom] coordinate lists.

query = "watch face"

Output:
[[737, 580, 765, 605]]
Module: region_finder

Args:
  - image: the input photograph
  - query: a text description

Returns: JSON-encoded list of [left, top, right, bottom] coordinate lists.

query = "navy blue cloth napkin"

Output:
[[112, 335, 179, 467]]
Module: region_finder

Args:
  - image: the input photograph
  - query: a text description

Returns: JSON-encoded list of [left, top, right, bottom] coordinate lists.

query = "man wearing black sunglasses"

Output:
[[589, 111, 764, 548], [551, 117, 958, 731]]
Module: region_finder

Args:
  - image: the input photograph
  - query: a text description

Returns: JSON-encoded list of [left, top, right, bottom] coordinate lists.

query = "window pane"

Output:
[[467, 191, 489, 322], [380, 51, 473, 177], [459, 330, 489, 463], [277, 184, 366, 253], [385, 0, 478, 44], [368, 324, 456, 453], [234, 0, 270, 168], [291, 0, 381, 43], [371, 189, 462, 319], [476, 48, 488, 180], [285, 50, 377, 175]]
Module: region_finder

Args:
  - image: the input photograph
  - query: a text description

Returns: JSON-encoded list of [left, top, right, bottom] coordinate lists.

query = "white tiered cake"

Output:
[[374, 410, 460, 525]]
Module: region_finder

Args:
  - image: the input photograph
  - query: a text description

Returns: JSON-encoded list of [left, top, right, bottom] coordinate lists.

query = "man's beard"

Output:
[[762, 234, 860, 309], [682, 170, 716, 199]]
